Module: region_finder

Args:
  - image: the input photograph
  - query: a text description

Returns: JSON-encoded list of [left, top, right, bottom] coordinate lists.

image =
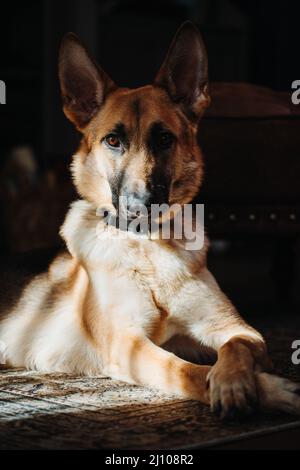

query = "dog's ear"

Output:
[[59, 33, 116, 130], [154, 21, 210, 119]]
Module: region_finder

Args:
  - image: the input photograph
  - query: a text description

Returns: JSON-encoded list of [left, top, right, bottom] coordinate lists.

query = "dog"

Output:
[[0, 22, 299, 420]]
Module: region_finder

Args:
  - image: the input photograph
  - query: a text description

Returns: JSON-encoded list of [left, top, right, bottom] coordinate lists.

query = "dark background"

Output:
[[0, 0, 300, 320], [1, 0, 299, 160]]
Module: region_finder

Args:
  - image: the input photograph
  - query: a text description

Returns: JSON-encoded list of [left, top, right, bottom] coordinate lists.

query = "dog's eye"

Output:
[[158, 131, 174, 149], [104, 134, 121, 149]]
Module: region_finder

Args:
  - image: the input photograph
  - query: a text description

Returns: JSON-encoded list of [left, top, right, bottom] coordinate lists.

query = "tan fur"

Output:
[[1, 23, 299, 420]]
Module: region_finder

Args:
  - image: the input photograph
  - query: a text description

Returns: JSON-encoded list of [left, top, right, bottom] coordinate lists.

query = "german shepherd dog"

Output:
[[0, 22, 299, 420]]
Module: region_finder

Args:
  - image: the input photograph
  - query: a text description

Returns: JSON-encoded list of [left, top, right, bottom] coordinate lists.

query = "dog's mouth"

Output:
[[113, 198, 152, 221], [99, 204, 168, 234], [126, 209, 151, 221], [105, 193, 177, 234]]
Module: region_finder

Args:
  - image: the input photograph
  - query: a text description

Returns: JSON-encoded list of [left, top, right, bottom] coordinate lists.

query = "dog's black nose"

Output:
[[146, 184, 169, 208]]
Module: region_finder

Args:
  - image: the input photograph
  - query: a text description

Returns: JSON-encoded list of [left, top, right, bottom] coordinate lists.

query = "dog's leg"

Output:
[[103, 329, 211, 402], [172, 268, 300, 418], [60, 203, 211, 401], [82, 270, 212, 403]]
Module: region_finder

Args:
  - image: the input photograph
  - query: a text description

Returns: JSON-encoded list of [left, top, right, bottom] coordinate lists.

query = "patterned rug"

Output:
[[0, 318, 300, 450]]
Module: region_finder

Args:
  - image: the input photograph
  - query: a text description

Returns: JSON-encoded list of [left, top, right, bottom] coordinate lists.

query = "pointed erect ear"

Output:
[[58, 33, 116, 130], [154, 21, 210, 119]]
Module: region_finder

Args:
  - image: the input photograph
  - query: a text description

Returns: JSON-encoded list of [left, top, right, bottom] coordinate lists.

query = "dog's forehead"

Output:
[[92, 85, 183, 139]]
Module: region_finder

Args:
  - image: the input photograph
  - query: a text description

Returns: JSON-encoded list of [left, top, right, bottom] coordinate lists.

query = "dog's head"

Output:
[[59, 22, 209, 217]]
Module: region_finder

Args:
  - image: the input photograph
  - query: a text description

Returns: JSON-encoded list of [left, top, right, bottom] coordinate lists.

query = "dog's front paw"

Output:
[[256, 372, 300, 415], [207, 364, 258, 420]]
